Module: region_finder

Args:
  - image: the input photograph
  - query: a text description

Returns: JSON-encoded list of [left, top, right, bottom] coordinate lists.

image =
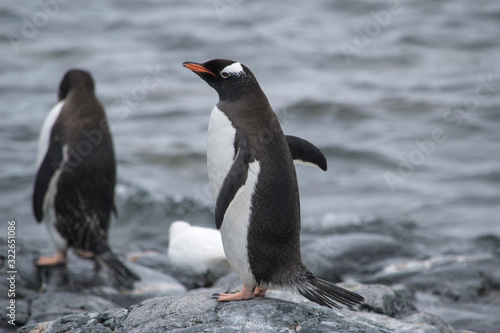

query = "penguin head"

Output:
[[183, 59, 260, 102], [59, 69, 95, 101]]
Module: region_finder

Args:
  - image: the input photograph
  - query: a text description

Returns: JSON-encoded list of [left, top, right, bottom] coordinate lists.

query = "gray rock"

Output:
[[96, 307, 130, 331], [365, 253, 500, 301], [349, 311, 453, 333], [27, 292, 120, 324], [81, 258, 186, 308], [359, 248, 500, 332], [415, 292, 496, 333], [7, 227, 498, 333], [340, 282, 417, 318], [84, 262, 187, 309], [126, 261, 187, 297], [0, 238, 41, 293], [402, 312, 455, 333], [0, 298, 29, 331], [126, 251, 176, 277], [127, 250, 213, 290], [214, 270, 240, 288], [301, 233, 417, 282], [19, 288, 466, 333]]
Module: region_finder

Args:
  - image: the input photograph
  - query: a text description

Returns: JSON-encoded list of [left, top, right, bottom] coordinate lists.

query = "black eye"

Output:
[[220, 72, 229, 78]]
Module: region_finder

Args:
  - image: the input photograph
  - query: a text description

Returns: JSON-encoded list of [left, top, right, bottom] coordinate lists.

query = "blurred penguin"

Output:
[[32, 69, 139, 289]]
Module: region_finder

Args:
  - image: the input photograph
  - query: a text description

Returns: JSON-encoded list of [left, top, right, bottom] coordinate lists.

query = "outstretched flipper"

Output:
[[286, 135, 327, 171], [215, 134, 251, 229]]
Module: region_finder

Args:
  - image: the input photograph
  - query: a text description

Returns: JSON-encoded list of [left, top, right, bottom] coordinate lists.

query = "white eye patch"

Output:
[[220, 62, 244, 78]]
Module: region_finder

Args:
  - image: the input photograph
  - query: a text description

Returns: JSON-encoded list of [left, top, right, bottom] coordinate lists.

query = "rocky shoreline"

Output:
[[17, 288, 457, 333], [2, 218, 499, 332]]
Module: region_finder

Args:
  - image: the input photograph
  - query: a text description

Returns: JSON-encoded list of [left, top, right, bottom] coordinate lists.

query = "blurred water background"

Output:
[[1, 0, 499, 255]]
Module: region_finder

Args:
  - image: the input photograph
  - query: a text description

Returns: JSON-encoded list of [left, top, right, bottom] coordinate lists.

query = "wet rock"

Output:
[[415, 292, 499, 333], [402, 312, 456, 333], [128, 250, 205, 290], [17, 293, 388, 333], [127, 261, 187, 297], [27, 292, 120, 324], [127, 250, 176, 277], [36, 264, 71, 292], [0, 298, 29, 331], [408, 254, 499, 302], [96, 307, 130, 331], [34, 252, 128, 293], [0, 238, 42, 293], [214, 270, 240, 288], [349, 311, 455, 333], [301, 233, 417, 282], [360, 251, 500, 332], [19, 285, 470, 333], [366, 253, 500, 300], [6, 226, 499, 332], [67, 262, 187, 309], [340, 282, 417, 318], [473, 234, 500, 255]]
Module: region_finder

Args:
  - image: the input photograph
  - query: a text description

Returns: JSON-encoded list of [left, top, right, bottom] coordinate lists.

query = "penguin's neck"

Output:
[[217, 90, 273, 126], [64, 89, 103, 120]]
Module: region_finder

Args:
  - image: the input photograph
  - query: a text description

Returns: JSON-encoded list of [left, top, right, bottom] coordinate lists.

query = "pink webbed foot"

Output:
[[74, 249, 95, 259], [36, 250, 67, 266], [213, 285, 255, 302], [254, 286, 267, 297]]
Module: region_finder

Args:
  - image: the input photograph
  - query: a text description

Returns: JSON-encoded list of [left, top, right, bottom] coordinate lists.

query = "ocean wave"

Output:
[[286, 99, 372, 121], [321, 145, 397, 169], [116, 180, 213, 221]]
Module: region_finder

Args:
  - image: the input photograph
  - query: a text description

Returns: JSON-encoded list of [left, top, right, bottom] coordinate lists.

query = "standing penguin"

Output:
[[32, 69, 139, 288], [183, 59, 363, 308]]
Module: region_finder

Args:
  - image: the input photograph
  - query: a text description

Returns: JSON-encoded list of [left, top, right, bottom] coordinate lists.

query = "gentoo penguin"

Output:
[[183, 59, 364, 309], [167, 221, 232, 287], [32, 69, 139, 288]]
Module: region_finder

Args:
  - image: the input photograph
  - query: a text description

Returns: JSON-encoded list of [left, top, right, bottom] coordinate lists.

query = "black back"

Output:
[[54, 70, 115, 251]]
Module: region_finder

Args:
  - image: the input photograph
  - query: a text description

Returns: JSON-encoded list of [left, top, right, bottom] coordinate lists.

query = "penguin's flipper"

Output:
[[33, 134, 63, 223], [215, 137, 250, 229], [285, 135, 327, 171]]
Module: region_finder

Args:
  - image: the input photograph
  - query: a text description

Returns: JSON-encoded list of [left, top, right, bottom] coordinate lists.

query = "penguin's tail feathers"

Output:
[[298, 277, 364, 309], [95, 243, 140, 290]]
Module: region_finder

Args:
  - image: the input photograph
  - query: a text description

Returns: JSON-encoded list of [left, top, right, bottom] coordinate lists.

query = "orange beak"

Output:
[[183, 62, 216, 76]]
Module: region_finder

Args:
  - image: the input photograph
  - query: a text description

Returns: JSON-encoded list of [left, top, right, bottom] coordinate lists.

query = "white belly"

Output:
[[45, 146, 68, 252], [207, 106, 260, 286], [45, 183, 67, 252], [207, 106, 236, 198], [37, 101, 64, 168], [37, 101, 68, 251]]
